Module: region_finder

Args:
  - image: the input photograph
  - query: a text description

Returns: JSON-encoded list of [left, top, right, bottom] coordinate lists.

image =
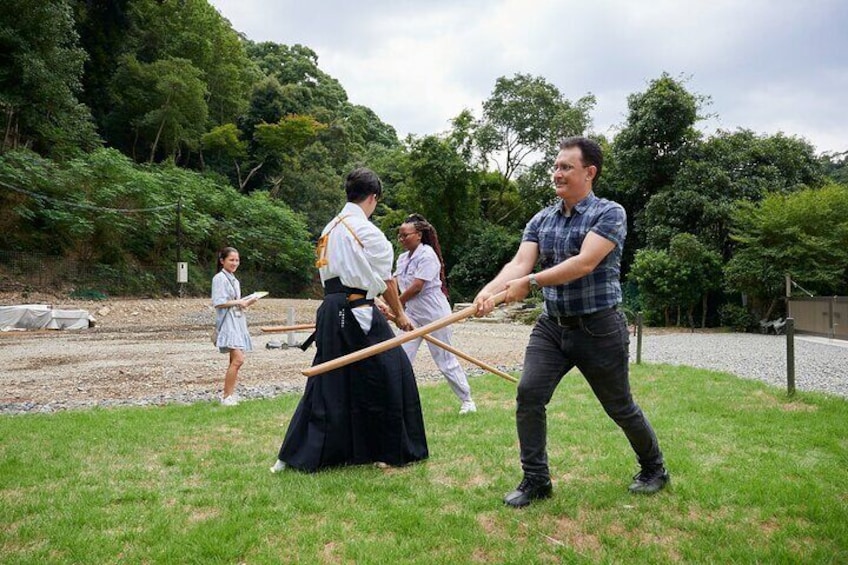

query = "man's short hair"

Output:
[[345, 167, 383, 203], [559, 136, 603, 181]]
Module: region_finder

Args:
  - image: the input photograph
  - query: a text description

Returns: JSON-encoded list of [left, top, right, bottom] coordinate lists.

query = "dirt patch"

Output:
[[0, 294, 533, 413]]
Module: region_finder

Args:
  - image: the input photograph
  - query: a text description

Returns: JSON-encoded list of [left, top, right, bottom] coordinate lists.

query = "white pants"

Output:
[[402, 292, 472, 403]]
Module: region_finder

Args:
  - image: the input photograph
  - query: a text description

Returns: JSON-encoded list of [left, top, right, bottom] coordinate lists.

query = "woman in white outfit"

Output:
[[211, 247, 258, 406], [394, 215, 476, 414]]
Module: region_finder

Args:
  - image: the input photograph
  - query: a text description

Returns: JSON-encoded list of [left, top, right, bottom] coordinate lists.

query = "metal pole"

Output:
[[636, 312, 643, 365], [786, 318, 795, 396]]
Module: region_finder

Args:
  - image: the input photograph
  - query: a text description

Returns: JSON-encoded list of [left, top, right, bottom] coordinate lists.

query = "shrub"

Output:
[[719, 303, 755, 331]]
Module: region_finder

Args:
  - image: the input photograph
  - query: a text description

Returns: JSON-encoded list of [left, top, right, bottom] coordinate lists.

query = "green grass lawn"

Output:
[[1, 364, 846, 564]]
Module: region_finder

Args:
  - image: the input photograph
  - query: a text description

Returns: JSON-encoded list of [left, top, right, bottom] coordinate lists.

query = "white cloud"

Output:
[[209, 0, 848, 153]]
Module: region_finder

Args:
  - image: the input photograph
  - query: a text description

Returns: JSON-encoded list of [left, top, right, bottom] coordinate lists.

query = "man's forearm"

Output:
[[381, 279, 406, 317], [482, 261, 532, 295]]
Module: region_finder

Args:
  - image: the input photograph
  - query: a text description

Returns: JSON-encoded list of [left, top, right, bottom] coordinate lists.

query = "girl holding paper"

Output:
[[211, 247, 258, 406]]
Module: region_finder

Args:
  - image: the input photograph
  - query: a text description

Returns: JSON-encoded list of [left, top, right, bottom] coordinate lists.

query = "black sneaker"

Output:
[[628, 467, 670, 494], [503, 476, 553, 508]]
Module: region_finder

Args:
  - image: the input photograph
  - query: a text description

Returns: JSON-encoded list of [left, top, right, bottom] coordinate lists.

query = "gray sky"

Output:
[[208, 0, 848, 155]]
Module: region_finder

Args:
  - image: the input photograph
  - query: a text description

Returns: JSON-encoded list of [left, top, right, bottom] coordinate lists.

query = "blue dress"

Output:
[[211, 271, 253, 352]]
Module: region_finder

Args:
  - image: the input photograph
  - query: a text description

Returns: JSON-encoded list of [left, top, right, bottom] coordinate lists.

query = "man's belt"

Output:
[[546, 306, 616, 328]]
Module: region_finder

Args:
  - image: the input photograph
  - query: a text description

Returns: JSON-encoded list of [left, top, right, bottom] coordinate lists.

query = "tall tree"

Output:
[[822, 150, 848, 185], [725, 184, 848, 319], [392, 135, 479, 267], [638, 129, 825, 258], [608, 73, 706, 272], [611, 73, 704, 202], [127, 0, 254, 125], [200, 123, 258, 191], [0, 0, 99, 157], [245, 42, 348, 119], [474, 73, 594, 223], [109, 55, 208, 163], [72, 0, 131, 128]]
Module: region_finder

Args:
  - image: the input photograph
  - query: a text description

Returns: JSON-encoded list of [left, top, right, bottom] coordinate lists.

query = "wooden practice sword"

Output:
[[302, 291, 507, 377]]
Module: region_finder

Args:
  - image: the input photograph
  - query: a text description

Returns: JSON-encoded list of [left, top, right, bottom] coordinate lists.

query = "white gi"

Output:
[[318, 202, 394, 333], [395, 243, 472, 403]]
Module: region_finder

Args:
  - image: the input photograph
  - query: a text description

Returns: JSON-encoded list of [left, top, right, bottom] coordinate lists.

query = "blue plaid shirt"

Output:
[[522, 192, 626, 317]]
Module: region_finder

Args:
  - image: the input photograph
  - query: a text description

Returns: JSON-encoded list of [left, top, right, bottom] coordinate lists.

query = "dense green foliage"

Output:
[[0, 0, 845, 321], [631, 234, 722, 327], [0, 0, 100, 157], [725, 184, 848, 317], [0, 148, 313, 295]]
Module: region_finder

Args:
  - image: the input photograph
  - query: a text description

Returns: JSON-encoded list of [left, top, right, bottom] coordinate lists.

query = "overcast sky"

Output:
[[208, 0, 847, 155]]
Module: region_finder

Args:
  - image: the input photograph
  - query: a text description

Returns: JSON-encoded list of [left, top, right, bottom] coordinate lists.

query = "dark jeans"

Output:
[[517, 310, 663, 479]]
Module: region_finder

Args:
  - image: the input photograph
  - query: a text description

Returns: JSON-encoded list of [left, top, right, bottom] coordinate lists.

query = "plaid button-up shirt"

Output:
[[522, 192, 626, 317]]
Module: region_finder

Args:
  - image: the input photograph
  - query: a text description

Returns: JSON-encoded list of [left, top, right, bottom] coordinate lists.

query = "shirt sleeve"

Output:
[[522, 209, 546, 243], [393, 252, 408, 279], [413, 247, 441, 282], [211, 273, 229, 307], [359, 224, 394, 282], [590, 203, 627, 248]]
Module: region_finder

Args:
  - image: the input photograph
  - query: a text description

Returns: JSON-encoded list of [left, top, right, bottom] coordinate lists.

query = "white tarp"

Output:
[[0, 304, 94, 331]]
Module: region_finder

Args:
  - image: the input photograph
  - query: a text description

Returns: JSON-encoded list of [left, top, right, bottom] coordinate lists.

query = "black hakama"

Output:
[[277, 292, 428, 472]]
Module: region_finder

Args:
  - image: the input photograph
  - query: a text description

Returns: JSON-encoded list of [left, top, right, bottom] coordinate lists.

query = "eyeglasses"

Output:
[[550, 163, 579, 174], [397, 232, 417, 240]]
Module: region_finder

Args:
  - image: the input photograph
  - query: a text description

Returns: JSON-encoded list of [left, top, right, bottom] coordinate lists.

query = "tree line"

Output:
[[1, 0, 847, 327]]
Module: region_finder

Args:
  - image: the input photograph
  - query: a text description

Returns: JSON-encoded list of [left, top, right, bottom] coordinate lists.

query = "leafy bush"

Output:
[[448, 223, 521, 302], [719, 303, 755, 332]]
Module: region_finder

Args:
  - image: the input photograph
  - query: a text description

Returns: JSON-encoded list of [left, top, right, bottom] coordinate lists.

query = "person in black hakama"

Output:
[[271, 168, 428, 473]]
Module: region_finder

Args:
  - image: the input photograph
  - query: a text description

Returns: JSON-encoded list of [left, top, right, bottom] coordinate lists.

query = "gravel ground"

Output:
[[1, 295, 845, 415], [0, 296, 530, 415], [635, 332, 848, 398]]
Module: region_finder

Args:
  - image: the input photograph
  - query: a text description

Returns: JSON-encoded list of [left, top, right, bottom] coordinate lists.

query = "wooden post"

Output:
[[786, 317, 795, 397], [785, 274, 792, 321], [831, 297, 837, 339], [636, 312, 643, 365], [286, 306, 296, 347]]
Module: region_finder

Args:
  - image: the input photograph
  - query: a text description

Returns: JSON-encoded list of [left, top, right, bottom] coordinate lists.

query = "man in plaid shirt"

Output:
[[474, 136, 669, 508]]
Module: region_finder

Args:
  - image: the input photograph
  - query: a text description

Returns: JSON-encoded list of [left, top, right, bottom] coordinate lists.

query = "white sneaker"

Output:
[[270, 459, 286, 473], [221, 393, 239, 406], [459, 400, 477, 415]]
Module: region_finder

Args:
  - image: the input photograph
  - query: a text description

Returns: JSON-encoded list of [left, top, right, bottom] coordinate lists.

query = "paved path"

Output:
[[631, 332, 848, 398]]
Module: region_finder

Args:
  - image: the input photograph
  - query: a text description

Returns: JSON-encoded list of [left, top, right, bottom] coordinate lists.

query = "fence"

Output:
[[788, 296, 848, 340]]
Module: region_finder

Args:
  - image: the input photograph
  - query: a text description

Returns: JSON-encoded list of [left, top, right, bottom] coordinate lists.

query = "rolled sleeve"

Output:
[[590, 204, 627, 248]]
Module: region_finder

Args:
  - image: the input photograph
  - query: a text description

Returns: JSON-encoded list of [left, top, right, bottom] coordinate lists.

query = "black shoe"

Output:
[[503, 476, 553, 508], [628, 466, 670, 494]]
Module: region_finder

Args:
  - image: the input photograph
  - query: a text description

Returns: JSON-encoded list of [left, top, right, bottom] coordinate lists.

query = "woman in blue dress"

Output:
[[211, 247, 258, 406]]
